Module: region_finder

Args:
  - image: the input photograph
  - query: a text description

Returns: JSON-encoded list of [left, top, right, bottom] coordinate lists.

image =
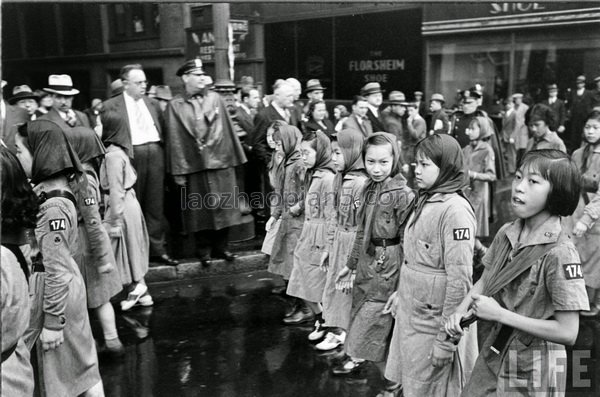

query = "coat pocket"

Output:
[[410, 297, 443, 335], [415, 239, 439, 266]]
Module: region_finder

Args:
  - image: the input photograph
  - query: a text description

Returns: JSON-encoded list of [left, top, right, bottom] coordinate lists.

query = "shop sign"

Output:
[[188, 19, 250, 62], [347, 51, 406, 84]]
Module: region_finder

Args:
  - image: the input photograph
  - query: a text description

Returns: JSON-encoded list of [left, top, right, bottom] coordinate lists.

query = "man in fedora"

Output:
[[568, 75, 593, 151], [8, 85, 40, 120], [305, 79, 325, 103], [342, 95, 373, 137], [541, 84, 566, 135], [165, 59, 247, 266], [102, 64, 178, 266], [428, 93, 449, 135], [40, 74, 91, 129], [381, 91, 406, 141], [153, 85, 173, 113], [0, 80, 29, 153], [360, 82, 386, 132]]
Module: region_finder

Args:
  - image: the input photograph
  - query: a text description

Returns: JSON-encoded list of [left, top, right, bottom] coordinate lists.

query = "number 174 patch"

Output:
[[49, 219, 66, 231], [563, 264, 584, 280], [453, 228, 471, 241]]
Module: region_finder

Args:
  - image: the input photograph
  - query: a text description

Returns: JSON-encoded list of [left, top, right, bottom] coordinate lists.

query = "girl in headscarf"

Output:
[[100, 109, 152, 312], [285, 131, 336, 336], [568, 110, 600, 316], [384, 134, 477, 397], [64, 126, 124, 355], [14, 119, 104, 396], [463, 117, 497, 272], [266, 124, 305, 309], [332, 132, 413, 389], [1, 147, 38, 397], [317, 129, 368, 351]]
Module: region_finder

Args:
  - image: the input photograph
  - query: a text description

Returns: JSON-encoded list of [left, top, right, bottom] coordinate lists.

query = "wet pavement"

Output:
[[94, 269, 600, 397]]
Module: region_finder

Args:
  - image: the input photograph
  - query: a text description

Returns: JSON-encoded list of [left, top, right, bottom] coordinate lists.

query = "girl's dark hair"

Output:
[[525, 103, 558, 131], [587, 110, 600, 124], [1, 147, 39, 230], [363, 134, 393, 157], [519, 149, 581, 216], [306, 100, 325, 121], [302, 130, 319, 150]]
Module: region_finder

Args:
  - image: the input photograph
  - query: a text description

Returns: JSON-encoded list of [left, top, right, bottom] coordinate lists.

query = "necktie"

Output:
[[284, 109, 291, 123], [62, 110, 77, 127]]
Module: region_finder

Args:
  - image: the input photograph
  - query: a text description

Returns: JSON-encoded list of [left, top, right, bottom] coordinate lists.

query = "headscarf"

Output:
[[304, 130, 337, 188], [100, 109, 133, 157], [409, 133, 469, 226], [273, 125, 303, 191], [357, 132, 404, 248], [22, 120, 83, 184], [64, 126, 106, 163], [334, 129, 366, 207]]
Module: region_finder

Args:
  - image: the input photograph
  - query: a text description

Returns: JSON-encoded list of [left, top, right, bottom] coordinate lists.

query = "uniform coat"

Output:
[[287, 169, 337, 302], [1, 101, 29, 153], [31, 192, 102, 397], [567, 145, 600, 288], [463, 218, 589, 396], [268, 159, 306, 280], [1, 247, 34, 397], [342, 114, 373, 137], [568, 89, 593, 150], [102, 93, 166, 256], [388, 193, 478, 396], [345, 174, 414, 362], [100, 145, 149, 284], [74, 165, 122, 308], [165, 91, 247, 232], [463, 141, 496, 237], [322, 172, 368, 329]]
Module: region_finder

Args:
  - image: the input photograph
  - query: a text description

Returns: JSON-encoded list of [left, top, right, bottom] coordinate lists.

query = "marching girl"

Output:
[[100, 110, 152, 311], [266, 124, 306, 313], [1, 147, 38, 396], [463, 117, 497, 269], [446, 149, 588, 395], [568, 110, 600, 316], [332, 132, 414, 384], [384, 133, 478, 397], [286, 130, 336, 333], [64, 126, 124, 355], [318, 129, 369, 351], [15, 120, 104, 396]]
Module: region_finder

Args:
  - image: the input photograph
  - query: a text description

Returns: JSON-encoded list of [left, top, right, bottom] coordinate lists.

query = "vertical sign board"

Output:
[[187, 19, 250, 63]]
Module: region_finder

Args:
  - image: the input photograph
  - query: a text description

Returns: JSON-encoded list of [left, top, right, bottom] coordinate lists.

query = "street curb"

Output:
[[146, 250, 268, 283]]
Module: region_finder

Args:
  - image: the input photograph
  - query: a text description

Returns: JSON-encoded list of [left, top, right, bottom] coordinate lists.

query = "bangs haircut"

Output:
[[363, 134, 393, 157], [519, 149, 581, 216], [302, 130, 318, 150]]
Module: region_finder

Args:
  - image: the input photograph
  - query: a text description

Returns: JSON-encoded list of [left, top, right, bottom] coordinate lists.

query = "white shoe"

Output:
[[120, 284, 148, 311], [308, 320, 326, 341], [137, 293, 153, 307], [316, 331, 346, 351]]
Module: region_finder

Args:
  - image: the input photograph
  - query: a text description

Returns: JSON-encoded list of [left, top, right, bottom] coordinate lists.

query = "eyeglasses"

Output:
[[125, 80, 147, 86]]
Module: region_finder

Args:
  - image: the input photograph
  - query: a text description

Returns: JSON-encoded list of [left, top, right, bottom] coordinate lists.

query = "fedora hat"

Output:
[[237, 75, 255, 89], [147, 85, 157, 97], [546, 83, 558, 91], [305, 79, 326, 93], [44, 74, 80, 96], [110, 79, 124, 97], [414, 91, 424, 97], [388, 91, 406, 104], [176, 58, 206, 77], [430, 93, 445, 103], [360, 82, 384, 96], [576, 75, 586, 83], [154, 85, 173, 101], [595, 76, 600, 83], [214, 79, 237, 93], [8, 85, 40, 105]]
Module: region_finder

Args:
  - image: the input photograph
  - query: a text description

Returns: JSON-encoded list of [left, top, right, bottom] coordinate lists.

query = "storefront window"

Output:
[[108, 3, 160, 42]]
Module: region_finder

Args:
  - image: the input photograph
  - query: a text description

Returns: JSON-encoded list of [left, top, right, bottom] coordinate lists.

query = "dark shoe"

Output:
[[197, 254, 211, 268], [212, 250, 237, 262], [283, 307, 314, 325], [151, 254, 179, 266], [332, 357, 366, 375], [284, 300, 299, 318]]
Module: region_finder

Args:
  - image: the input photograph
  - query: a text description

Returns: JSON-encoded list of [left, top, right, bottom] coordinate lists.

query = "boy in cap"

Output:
[[428, 93, 449, 135], [541, 84, 566, 134]]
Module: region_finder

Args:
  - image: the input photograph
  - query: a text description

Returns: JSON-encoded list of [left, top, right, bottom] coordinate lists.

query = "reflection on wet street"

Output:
[[95, 269, 600, 397]]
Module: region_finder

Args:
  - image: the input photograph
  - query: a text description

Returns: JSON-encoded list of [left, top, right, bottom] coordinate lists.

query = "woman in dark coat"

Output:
[[303, 100, 336, 139]]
